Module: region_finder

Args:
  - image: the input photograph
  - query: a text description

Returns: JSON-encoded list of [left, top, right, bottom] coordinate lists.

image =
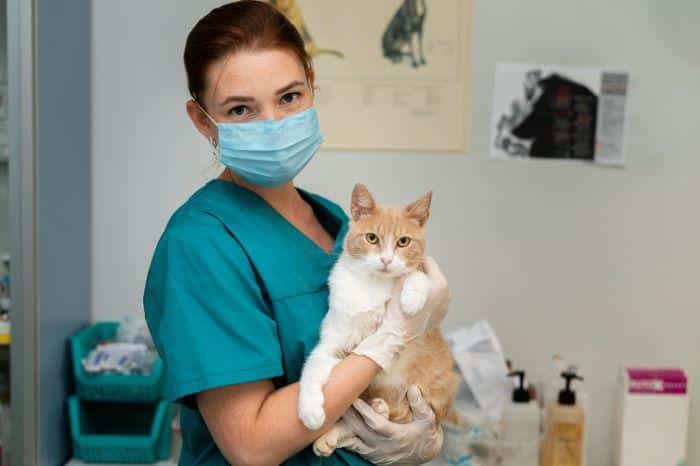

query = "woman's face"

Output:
[[187, 48, 314, 141]]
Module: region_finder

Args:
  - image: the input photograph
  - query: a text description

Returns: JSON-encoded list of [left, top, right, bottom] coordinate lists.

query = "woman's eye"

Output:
[[281, 92, 301, 105], [365, 233, 379, 244], [397, 236, 411, 247], [229, 105, 249, 116]]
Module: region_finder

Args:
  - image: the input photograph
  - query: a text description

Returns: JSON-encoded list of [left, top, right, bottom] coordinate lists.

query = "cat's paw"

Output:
[[298, 391, 326, 431], [313, 432, 338, 457], [370, 398, 391, 418], [400, 272, 430, 315]]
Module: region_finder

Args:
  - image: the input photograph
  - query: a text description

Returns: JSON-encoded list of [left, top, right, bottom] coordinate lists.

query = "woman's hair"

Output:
[[184, 0, 312, 106]]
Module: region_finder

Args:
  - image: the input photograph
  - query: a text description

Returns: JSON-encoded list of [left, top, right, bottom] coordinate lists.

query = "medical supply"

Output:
[[500, 370, 539, 466], [198, 104, 323, 187], [82, 342, 156, 375], [115, 314, 154, 349], [614, 368, 689, 466], [0, 252, 9, 315], [445, 321, 512, 423], [441, 403, 499, 466], [541, 371, 585, 466]]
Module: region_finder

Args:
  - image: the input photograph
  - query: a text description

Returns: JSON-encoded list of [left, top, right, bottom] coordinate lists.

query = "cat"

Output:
[[267, 0, 344, 58], [382, 0, 428, 68], [297, 183, 458, 457]]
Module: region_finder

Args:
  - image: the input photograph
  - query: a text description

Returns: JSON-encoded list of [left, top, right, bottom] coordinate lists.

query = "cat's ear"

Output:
[[404, 191, 432, 227], [351, 183, 376, 221]]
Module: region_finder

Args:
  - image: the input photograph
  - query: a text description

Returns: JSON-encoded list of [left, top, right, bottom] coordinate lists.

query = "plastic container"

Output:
[[501, 371, 539, 466], [541, 371, 586, 466], [70, 322, 163, 402], [68, 396, 172, 463]]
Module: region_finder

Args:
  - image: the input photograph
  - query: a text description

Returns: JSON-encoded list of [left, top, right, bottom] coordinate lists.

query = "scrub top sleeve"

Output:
[[144, 212, 283, 408]]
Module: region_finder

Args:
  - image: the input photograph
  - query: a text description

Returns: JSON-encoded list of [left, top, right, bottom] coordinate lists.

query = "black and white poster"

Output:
[[491, 64, 629, 166]]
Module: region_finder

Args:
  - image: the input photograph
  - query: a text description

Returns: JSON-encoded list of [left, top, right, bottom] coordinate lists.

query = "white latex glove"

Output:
[[352, 256, 451, 370], [338, 385, 444, 466]]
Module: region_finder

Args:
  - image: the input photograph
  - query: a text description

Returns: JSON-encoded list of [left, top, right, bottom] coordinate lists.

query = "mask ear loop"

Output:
[[193, 97, 220, 161]]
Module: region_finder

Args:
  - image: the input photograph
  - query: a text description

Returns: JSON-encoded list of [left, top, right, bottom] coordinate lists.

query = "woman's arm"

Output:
[[197, 353, 381, 466]]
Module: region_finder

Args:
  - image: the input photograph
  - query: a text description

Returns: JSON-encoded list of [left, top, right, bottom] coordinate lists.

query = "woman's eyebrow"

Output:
[[275, 80, 305, 95], [219, 95, 254, 106], [218, 81, 305, 106]]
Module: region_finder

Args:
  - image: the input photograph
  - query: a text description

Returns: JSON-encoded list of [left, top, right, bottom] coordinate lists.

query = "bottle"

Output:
[[502, 370, 540, 466], [541, 371, 585, 466]]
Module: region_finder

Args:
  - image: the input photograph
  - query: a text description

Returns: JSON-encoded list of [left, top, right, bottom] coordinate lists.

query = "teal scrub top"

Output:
[[143, 179, 372, 466]]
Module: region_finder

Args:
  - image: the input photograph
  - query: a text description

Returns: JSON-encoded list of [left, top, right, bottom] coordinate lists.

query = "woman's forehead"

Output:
[[206, 49, 307, 102]]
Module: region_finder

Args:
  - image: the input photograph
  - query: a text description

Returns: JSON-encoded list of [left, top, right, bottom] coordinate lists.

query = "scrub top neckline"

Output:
[[207, 178, 347, 260]]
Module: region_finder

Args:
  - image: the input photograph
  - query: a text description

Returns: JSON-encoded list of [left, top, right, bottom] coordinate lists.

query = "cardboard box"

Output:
[[615, 368, 689, 466]]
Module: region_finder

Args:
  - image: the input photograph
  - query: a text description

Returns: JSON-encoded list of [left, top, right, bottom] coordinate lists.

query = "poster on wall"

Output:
[[266, 0, 473, 152], [491, 64, 630, 166]]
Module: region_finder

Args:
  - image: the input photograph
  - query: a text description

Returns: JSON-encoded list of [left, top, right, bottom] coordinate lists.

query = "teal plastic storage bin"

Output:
[[68, 396, 173, 463], [70, 322, 163, 402]]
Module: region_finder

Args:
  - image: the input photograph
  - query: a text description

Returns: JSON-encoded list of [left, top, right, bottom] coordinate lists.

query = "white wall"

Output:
[[92, 2, 700, 465]]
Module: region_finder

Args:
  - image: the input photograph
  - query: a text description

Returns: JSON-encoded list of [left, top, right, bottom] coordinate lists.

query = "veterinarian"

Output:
[[143, 2, 451, 465]]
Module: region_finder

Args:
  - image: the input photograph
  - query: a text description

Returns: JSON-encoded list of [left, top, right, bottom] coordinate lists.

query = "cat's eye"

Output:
[[397, 236, 411, 247], [365, 233, 379, 244]]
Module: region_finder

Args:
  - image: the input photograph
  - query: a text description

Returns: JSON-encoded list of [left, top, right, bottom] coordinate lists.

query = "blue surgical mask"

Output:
[[198, 104, 324, 187]]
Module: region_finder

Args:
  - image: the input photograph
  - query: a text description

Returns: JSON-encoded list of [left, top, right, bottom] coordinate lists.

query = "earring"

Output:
[[208, 136, 218, 160]]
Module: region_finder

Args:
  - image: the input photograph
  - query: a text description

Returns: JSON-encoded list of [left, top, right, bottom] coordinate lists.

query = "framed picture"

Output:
[[267, 0, 473, 152], [491, 64, 630, 166]]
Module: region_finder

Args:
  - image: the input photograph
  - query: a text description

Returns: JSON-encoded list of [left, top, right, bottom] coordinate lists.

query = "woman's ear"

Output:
[[307, 68, 317, 95], [186, 99, 217, 142]]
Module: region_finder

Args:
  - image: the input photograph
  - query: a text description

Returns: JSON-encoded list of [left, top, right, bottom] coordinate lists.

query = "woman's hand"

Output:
[[338, 385, 444, 465], [352, 256, 451, 370]]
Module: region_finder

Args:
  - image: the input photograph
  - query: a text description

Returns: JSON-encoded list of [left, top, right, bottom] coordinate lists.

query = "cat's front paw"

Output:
[[370, 398, 391, 418], [400, 272, 430, 315], [299, 391, 326, 431], [313, 432, 338, 457]]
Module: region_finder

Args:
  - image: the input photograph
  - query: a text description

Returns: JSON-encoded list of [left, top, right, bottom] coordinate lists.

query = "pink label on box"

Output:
[[627, 368, 687, 395]]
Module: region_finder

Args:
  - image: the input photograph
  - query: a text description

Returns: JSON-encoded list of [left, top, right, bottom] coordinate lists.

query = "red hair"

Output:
[[184, 0, 312, 106]]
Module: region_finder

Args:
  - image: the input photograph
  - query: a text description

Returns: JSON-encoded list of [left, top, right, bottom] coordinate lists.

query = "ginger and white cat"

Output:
[[298, 183, 458, 457]]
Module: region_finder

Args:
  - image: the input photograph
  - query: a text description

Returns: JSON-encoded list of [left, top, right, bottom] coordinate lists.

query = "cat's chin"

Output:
[[370, 267, 414, 279]]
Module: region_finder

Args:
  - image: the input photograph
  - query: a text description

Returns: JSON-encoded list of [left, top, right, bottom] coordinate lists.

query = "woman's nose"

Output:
[[259, 106, 284, 121]]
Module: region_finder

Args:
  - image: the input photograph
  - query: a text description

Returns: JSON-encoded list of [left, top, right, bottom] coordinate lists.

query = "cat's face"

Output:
[[344, 183, 431, 278]]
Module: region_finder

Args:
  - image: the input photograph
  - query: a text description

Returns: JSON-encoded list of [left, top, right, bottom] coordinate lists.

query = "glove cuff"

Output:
[[352, 330, 405, 371]]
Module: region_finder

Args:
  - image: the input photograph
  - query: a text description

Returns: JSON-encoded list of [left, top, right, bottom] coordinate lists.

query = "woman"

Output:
[[143, 2, 451, 465]]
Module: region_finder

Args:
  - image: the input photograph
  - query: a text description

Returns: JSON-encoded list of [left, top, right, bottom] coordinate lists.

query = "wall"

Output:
[[92, 1, 700, 465], [0, 0, 8, 254], [0, 165, 7, 256], [36, 0, 92, 464]]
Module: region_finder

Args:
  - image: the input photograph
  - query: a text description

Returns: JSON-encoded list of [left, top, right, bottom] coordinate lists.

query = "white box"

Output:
[[615, 368, 689, 466]]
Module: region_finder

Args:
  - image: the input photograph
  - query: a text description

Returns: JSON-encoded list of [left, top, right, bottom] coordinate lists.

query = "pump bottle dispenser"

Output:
[[541, 371, 585, 466], [502, 370, 540, 466]]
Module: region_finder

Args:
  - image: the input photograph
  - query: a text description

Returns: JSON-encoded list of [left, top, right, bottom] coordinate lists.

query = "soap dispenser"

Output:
[[501, 370, 540, 466], [541, 371, 585, 466]]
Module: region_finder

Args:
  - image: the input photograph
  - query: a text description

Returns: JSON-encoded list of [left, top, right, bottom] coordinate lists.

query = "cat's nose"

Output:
[[380, 257, 393, 266]]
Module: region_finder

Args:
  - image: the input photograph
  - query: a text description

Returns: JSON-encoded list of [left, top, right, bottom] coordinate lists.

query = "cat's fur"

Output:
[[298, 183, 458, 457], [382, 0, 428, 68]]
